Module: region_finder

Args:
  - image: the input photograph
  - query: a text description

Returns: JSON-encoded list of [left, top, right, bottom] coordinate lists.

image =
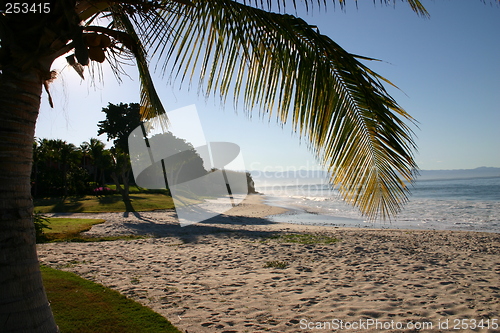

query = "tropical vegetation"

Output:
[[1, 0, 429, 331]]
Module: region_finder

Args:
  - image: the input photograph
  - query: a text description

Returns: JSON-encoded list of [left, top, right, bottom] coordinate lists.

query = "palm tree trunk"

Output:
[[0, 67, 58, 332], [110, 171, 135, 212]]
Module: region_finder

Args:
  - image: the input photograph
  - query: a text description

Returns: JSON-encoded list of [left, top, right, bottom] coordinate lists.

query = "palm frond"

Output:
[[238, 0, 429, 17], [137, 0, 419, 220], [73, 1, 174, 126], [107, 7, 168, 127], [66, 0, 423, 220]]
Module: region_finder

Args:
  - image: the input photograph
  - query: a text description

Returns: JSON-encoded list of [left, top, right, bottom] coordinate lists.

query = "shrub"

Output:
[[93, 186, 116, 196], [34, 211, 51, 242]]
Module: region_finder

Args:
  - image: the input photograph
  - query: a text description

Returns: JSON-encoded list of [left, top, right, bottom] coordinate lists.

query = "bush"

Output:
[[92, 186, 116, 196], [34, 211, 51, 242]]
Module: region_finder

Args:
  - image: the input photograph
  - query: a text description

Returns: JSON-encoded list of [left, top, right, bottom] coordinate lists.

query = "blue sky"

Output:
[[36, 0, 500, 172]]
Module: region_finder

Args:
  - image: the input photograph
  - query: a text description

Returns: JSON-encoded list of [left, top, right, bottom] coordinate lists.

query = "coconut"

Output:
[[84, 33, 101, 47], [99, 34, 112, 48], [88, 46, 106, 63]]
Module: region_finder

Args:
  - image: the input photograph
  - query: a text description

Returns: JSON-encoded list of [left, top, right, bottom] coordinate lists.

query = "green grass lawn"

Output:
[[44, 217, 106, 235], [104, 185, 169, 194], [34, 193, 175, 213], [41, 265, 182, 333], [37, 217, 146, 243]]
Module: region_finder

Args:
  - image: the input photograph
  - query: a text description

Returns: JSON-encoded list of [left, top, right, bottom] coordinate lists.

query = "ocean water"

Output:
[[254, 176, 500, 233]]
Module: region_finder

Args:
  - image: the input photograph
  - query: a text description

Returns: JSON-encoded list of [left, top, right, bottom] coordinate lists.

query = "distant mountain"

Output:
[[417, 167, 500, 180], [251, 169, 328, 179], [250, 167, 500, 182]]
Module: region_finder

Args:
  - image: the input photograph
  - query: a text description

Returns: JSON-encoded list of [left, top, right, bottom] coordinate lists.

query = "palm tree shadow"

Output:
[[123, 211, 141, 218], [123, 199, 136, 214], [121, 213, 282, 243], [123, 211, 167, 225]]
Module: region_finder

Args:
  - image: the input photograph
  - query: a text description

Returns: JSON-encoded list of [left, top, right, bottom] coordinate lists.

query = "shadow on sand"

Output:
[[120, 212, 283, 243]]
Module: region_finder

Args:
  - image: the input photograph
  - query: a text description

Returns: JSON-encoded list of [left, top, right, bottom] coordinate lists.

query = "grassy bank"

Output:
[[34, 193, 175, 213], [37, 217, 145, 243], [44, 217, 105, 235], [41, 265, 182, 333]]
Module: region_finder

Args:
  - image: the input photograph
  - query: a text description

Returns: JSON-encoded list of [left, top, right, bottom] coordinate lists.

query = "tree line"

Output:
[[32, 137, 125, 197], [32, 102, 138, 198], [32, 102, 257, 199]]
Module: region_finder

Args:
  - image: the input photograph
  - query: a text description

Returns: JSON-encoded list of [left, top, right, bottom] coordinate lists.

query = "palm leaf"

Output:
[[110, 10, 168, 125], [77, 3, 169, 127], [72, 0, 425, 220], [137, 0, 420, 220]]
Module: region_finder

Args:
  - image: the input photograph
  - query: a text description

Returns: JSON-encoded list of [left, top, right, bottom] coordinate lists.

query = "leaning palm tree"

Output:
[[0, 0, 425, 331]]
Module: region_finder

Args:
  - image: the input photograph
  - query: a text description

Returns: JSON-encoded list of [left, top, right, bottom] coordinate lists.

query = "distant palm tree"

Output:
[[0, 0, 426, 331], [83, 138, 109, 186], [32, 138, 80, 196]]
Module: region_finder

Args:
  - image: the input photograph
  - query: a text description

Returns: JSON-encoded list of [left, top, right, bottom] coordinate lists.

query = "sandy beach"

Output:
[[38, 195, 500, 332]]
